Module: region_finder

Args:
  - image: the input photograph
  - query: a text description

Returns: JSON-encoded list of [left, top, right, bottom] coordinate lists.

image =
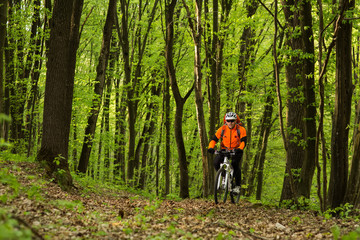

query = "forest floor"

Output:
[[1, 158, 360, 240]]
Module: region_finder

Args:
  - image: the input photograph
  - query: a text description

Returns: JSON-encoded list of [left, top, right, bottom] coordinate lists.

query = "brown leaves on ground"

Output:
[[1, 160, 358, 239]]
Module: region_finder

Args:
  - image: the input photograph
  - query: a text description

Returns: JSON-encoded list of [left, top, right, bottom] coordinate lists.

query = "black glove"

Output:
[[234, 148, 243, 155], [208, 148, 215, 154]]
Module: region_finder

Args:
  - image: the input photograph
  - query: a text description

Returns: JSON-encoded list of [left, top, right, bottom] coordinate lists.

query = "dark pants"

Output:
[[213, 152, 242, 186]]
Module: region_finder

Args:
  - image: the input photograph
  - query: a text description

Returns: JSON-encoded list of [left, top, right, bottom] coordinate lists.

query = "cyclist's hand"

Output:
[[208, 148, 215, 154], [234, 148, 243, 155]]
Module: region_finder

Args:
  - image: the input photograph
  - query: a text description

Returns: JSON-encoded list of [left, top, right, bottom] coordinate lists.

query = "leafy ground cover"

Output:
[[1, 158, 360, 239]]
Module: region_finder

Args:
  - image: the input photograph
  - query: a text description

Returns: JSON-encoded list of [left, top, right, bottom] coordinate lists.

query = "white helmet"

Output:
[[225, 112, 237, 120]]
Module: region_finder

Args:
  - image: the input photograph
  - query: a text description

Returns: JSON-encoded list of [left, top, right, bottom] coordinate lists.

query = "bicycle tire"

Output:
[[230, 186, 241, 204], [214, 168, 228, 204], [230, 178, 241, 204]]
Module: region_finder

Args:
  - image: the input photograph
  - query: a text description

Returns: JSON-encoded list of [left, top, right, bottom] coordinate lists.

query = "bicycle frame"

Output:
[[219, 155, 233, 191]]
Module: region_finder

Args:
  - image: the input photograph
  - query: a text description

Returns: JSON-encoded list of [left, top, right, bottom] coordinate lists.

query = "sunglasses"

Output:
[[226, 120, 235, 123]]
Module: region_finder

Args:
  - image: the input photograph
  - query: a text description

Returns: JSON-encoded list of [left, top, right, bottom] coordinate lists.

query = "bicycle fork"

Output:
[[220, 157, 233, 191]]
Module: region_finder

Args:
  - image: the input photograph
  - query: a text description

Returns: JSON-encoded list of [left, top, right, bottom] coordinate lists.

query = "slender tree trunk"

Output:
[[253, 30, 284, 199], [114, 75, 127, 182], [249, 75, 275, 199], [7, 0, 26, 148], [236, 0, 258, 188], [299, 0, 316, 199], [103, 76, 112, 179], [316, 0, 326, 212], [188, 0, 210, 198], [328, 0, 355, 209], [0, 0, 7, 138], [205, 0, 232, 196], [37, 0, 84, 190], [166, 0, 193, 198], [138, 83, 160, 189], [164, 71, 171, 195], [77, 0, 116, 174], [27, 0, 43, 157], [113, 21, 126, 182], [120, 0, 159, 185]]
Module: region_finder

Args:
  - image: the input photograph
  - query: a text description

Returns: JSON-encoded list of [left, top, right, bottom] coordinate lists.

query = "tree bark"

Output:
[[328, 0, 355, 209], [164, 69, 171, 195], [299, 0, 316, 199], [192, 0, 210, 198], [0, 0, 7, 138], [165, 0, 193, 198], [345, 100, 360, 206], [37, 0, 84, 190], [280, 0, 305, 202]]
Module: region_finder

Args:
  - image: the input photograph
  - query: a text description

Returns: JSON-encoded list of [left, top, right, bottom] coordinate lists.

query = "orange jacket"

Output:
[[208, 124, 247, 150]]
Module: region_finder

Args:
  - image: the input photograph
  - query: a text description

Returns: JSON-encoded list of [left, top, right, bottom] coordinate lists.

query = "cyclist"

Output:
[[207, 112, 247, 194]]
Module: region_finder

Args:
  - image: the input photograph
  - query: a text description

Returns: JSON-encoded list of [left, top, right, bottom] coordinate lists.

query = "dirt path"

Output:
[[0, 159, 357, 239]]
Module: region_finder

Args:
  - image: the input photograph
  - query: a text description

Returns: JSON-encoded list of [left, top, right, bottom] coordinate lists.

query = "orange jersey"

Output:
[[208, 124, 247, 150]]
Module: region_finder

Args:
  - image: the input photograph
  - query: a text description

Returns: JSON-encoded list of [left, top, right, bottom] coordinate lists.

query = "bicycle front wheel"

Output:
[[214, 168, 228, 204]]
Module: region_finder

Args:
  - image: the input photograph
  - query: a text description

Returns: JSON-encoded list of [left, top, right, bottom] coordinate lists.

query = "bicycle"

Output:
[[214, 149, 241, 204]]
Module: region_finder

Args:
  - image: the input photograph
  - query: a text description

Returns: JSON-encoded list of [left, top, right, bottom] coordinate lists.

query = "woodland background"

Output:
[[0, 0, 359, 213]]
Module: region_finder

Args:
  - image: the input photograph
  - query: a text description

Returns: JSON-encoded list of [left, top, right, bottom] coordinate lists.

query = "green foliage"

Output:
[[0, 168, 20, 202], [341, 228, 360, 240], [164, 193, 183, 202], [216, 231, 236, 240], [50, 199, 84, 213], [0, 208, 33, 240], [26, 185, 43, 201], [324, 203, 355, 219], [331, 225, 360, 240]]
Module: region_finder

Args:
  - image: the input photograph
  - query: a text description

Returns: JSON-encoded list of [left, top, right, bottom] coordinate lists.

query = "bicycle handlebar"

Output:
[[214, 149, 236, 155]]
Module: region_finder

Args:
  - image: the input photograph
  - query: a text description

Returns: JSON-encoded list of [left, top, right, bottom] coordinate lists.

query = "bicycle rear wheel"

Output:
[[214, 168, 228, 204]]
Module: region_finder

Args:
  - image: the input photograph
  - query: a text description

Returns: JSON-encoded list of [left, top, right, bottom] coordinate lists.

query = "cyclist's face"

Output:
[[226, 120, 235, 129]]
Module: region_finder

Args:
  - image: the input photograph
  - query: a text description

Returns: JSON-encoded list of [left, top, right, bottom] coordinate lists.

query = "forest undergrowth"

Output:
[[1, 156, 360, 240]]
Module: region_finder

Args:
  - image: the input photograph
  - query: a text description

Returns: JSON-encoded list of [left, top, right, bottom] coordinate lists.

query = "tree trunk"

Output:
[[205, 0, 232, 196], [112, 23, 126, 182], [164, 70, 171, 195], [345, 100, 360, 206], [316, 0, 327, 212], [37, 0, 84, 191], [166, 0, 193, 198], [299, 0, 316, 199], [236, 0, 258, 187], [0, 0, 7, 138], [328, 0, 354, 209], [280, 0, 305, 202], [7, 0, 26, 148], [249, 75, 275, 199], [138, 83, 161, 189], [119, 0, 159, 185], [26, 0, 44, 157], [118, 0, 133, 183], [187, 0, 210, 198], [77, 0, 116, 174], [114, 75, 127, 182]]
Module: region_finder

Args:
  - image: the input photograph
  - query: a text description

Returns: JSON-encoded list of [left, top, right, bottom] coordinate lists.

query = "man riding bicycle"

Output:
[[207, 112, 247, 194]]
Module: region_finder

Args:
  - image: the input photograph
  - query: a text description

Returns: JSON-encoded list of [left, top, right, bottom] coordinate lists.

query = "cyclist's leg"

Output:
[[231, 155, 241, 187], [213, 154, 224, 172]]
